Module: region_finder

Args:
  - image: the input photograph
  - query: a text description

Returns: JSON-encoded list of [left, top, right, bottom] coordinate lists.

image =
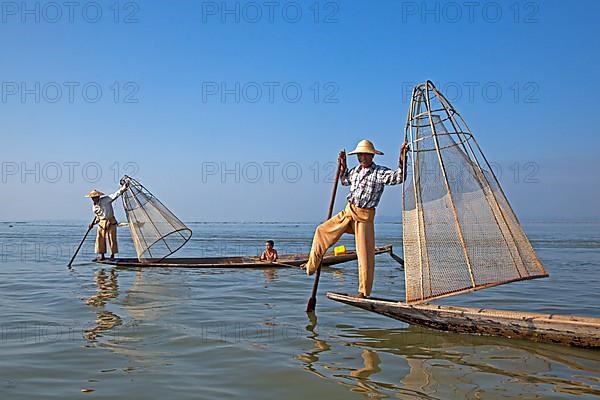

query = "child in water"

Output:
[[260, 240, 278, 262]]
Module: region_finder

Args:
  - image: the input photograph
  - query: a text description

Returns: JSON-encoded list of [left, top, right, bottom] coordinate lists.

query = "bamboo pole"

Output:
[[405, 87, 427, 301]]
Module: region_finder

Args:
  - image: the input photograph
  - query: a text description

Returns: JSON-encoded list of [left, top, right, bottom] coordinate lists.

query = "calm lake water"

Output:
[[0, 220, 599, 399]]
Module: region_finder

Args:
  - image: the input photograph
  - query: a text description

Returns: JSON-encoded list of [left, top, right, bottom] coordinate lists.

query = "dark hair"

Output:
[[266, 240, 274, 246]]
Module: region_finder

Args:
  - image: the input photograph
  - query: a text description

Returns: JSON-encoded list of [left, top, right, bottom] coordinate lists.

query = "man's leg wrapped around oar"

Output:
[[304, 206, 353, 275], [305, 202, 376, 297]]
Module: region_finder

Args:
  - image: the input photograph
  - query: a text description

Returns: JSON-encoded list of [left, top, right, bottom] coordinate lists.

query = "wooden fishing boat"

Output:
[[326, 293, 600, 348], [94, 245, 394, 269], [326, 82, 600, 348]]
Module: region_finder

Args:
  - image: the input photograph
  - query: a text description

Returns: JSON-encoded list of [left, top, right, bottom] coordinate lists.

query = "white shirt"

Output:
[[92, 186, 127, 221]]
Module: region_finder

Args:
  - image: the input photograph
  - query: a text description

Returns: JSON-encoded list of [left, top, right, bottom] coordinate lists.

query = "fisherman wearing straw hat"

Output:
[[85, 178, 129, 261], [303, 139, 409, 298]]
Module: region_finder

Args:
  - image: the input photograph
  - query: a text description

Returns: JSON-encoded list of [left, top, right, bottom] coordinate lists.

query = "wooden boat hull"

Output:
[[326, 292, 600, 348], [93, 245, 393, 269]]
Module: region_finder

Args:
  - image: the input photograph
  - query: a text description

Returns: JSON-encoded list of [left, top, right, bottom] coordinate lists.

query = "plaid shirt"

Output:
[[340, 163, 404, 209]]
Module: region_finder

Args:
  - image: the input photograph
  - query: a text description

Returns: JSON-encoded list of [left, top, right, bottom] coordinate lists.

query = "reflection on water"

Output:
[[297, 313, 331, 379], [85, 269, 119, 307], [346, 350, 385, 396], [84, 269, 122, 342], [298, 320, 600, 399], [121, 269, 191, 323], [350, 350, 381, 379], [82, 268, 176, 367], [401, 357, 433, 396], [299, 314, 438, 399], [263, 268, 278, 285]]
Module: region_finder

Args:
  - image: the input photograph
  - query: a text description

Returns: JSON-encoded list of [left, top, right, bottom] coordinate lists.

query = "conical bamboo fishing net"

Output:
[[402, 81, 548, 304], [121, 177, 192, 262]]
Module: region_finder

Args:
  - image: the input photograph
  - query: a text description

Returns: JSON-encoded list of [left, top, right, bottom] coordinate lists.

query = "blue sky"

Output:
[[1, 0, 599, 222]]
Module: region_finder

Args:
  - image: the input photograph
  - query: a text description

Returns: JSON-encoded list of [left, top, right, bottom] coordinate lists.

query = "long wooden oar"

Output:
[[306, 154, 343, 313], [67, 218, 96, 268], [390, 143, 409, 270]]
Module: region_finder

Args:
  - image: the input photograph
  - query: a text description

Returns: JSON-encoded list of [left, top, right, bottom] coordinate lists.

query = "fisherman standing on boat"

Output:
[[303, 139, 409, 298], [85, 177, 130, 261]]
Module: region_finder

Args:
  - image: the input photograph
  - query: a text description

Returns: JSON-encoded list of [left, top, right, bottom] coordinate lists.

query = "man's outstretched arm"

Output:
[[376, 142, 410, 185], [108, 177, 131, 202]]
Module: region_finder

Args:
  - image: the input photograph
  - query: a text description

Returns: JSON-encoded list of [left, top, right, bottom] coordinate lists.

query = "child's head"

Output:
[[265, 240, 274, 250]]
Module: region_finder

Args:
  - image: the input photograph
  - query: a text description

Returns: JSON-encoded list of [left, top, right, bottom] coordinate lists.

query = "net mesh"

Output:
[[402, 81, 548, 304], [121, 177, 192, 262]]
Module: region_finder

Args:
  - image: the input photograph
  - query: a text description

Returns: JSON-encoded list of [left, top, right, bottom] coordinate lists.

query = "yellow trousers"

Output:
[[306, 203, 376, 296], [95, 218, 118, 255]]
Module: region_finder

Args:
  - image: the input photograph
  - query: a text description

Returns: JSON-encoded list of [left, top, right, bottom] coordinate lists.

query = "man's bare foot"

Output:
[[109, 254, 115, 261], [97, 255, 105, 261], [301, 263, 316, 276], [351, 293, 367, 299]]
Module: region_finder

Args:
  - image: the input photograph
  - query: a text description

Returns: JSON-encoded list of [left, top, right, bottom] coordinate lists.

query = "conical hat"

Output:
[[348, 139, 384, 155], [85, 189, 104, 198]]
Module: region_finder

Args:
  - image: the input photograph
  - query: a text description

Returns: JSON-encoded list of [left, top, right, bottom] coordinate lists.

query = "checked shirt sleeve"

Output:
[[375, 166, 405, 185]]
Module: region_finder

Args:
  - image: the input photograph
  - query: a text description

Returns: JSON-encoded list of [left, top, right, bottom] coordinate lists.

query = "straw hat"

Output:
[[85, 189, 104, 198], [348, 139, 384, 155]]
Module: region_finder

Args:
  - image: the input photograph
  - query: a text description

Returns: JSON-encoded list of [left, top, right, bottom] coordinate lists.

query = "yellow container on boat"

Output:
[[334, 245, 346, 256]]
